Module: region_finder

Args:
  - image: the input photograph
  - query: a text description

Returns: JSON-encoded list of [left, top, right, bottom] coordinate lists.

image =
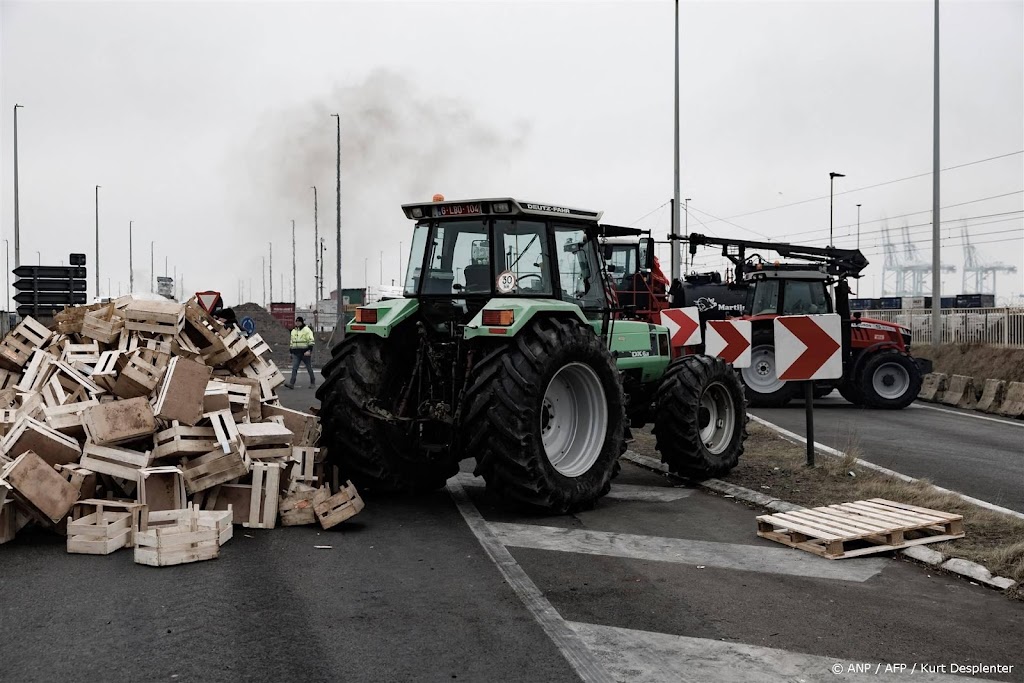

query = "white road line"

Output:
[[911, 402, 1024, 427], [454, 473, 694, 502], [490, 522, 886, 582], [445, 479, 616, 683], [568, 622, 997, 683], [749, 414, 1024, 522]]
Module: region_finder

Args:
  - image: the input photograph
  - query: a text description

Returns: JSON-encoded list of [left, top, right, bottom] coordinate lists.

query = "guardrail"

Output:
[[859, 307, 1024, 347]]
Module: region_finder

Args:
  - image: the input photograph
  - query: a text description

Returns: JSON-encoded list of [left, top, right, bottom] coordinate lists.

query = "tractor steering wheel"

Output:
[[514, 273, 543, 290]]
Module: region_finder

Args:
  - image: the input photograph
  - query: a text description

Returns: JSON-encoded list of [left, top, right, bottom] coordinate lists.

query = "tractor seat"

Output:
[[464, 264, 491, 293]]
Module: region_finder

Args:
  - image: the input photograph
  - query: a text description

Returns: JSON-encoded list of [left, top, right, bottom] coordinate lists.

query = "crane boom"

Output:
[[686, 233, 868, 280]]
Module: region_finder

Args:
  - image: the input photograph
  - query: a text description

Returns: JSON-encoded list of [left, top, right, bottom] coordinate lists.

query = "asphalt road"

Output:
[[1, 384, 1021, 682], [750, 394, 1024, 514]]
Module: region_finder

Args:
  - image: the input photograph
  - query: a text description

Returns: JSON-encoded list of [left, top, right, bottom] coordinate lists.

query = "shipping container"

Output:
[[955, 294, 995, 308], [878, 297, 903, 310], [901, 296, 932, 309], [940, 296, 957, 308], [849, 298, 874, 310], [269, 302, 296, 327]]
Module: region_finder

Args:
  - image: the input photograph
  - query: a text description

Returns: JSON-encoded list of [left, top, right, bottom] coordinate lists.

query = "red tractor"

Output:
[[602, 233, 929, 409]]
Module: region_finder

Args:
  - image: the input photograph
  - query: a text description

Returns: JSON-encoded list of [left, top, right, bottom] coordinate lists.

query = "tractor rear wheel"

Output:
[[739, 332, 795, 408], [316, 334, 458, 493], [837, 378, 866, 406], [654, 355, 747, 479], [858, 350, 922, 410], [462, 316, 625, 513]]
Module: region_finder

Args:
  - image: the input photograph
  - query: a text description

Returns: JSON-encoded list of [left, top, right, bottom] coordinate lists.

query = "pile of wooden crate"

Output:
[[0, 295, 363, 567]]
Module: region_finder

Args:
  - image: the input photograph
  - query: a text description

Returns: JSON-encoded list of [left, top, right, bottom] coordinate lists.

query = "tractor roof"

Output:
[[401, 197, 603, 222]]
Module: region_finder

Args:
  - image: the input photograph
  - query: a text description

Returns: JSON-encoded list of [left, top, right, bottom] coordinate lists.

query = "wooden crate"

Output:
[[134, 507, 219, 567], [112, 349, 168, 399], [237, 422, 294, 462], [146, 504, 233, 546], [15, 350, 57, 392], [0, 499, 15, 544], [62, 342, 101, 366], [1, 451, 81, 523], [210, 329, 257, 371], [42, 398, 98, 438], [66, 509, 133, 555], [138, 466, 187, 512], [124, 299, 185, 336], [243, 357, 286, 400], [194, 484, 251, 525], [246, 334, 272, 359], [290, 447, 318, 484], [153, 357, 212, 426], [203, 381, 231, 414], [260, 404, 319, 447], [172, 330, 203, 361], [82, 397, 156, 446], [79, 442, 154, 481], [0, 369, 18, 392], [91, 351, 123, 393], [179, 444, 250, 495], [279, 484, 329, 527], [314, 480, 364, 530], [69, 499, 146, 548], [221, 377, 261, 422], [153, 422, 217, 460], [205, 409, 241, 453], [756, 498, 966, 560], [244, 462, 284, 529], [1, 416, 82, 466], [56, 463, 98, 499], [0, 317, 54, 371], [81, 305, 124, 344]]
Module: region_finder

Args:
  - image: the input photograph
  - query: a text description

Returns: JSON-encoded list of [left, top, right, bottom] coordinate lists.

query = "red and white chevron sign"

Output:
[[660, 307, 701, 347], [705, 320, 752, 368], [774, 314, 843, 380]]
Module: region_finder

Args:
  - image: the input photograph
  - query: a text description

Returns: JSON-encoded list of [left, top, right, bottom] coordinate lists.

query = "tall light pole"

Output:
[[36, 251, 40, 266], [312, 186, 319, 304], [683, 197, 691, 271], [3, 239, 9, 318], [856, 204, 862, 250], [262, 256, 266, 307], [268, 242, 273, 303], [364, 257, 368, 287], [128, 221, 134, 293], [829, 172, 845, 247], [150, 241, 155, 292], [332, 113, 343, 337], [13, 104, 24, 269], [95, 185, 101, 298], [931, 0, 942, 342], [291, 219, 297, 305], [670, 0, 681, 281]]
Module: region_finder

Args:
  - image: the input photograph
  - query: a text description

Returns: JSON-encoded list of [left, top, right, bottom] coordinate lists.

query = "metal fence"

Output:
[[860, 307, 1024, 347]]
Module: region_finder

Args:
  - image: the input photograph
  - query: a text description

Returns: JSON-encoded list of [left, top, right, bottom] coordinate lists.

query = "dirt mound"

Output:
[[915, 344, 1024, 384], [234, 303, 336, 371]]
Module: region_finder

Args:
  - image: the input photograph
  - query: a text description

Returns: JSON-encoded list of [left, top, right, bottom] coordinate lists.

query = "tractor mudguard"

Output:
[[346, 298, 419, 338], [603, 320, 672, 384], [463, 299, 588, 340]]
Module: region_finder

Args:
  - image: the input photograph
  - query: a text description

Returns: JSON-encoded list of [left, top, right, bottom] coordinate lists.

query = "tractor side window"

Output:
[[555, 227, 606, 316], [404, 223, 430, 295], [417, 220, 488, 295], [751, 280, 779, 316], [783, 280, 830, 315], [493, 220, 552, 296]]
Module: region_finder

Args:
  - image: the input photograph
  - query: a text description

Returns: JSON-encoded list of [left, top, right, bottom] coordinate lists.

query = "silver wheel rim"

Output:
[[540, 362, 608, 478], [872, 362, 910, 400], [698, 381, 737, 455], [741, 345, 786, 394]]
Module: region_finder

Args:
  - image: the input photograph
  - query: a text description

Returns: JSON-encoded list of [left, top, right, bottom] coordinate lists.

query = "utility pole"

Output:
[[332, 113, 343, 337], [856, 204, 862, 250], [129, 221, 134, 293], [291, 219, 297, 305], [683, 198, 691, 271], [829, 172, 845, 247], [3, 239, 9, 321], [269, 242, 273, 303], [95, 185, 101, 298], [670, 0, 681, 281], [312, 186, 319, 303], [262, 256, 266, 307], [13, 104, 23, 269], [931, 0, 942, 343], [150, 241, 155, 292]]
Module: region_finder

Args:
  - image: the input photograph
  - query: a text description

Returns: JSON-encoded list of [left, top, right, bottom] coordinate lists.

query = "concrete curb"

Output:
[[620, 449, 1019, 593]]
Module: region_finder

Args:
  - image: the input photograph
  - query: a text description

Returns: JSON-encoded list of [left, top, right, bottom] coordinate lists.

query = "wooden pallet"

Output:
[[756, 498, 964, 560]]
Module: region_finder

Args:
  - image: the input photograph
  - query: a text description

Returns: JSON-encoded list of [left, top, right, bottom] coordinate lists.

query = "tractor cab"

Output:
[[744, 266, 834, 318]]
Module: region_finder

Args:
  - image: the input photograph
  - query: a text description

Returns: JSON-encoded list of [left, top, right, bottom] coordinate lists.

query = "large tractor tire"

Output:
[[858, 350, 923, 410], [653, 355, 747, 479], [739, 332, 795, 408], [837, 378, 865, 406], [462, 316, 625, 514], [316, 334, 458, 494]]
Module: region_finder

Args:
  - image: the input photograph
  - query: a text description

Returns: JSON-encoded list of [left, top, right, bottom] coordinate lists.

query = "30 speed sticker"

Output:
[[496, 270, 517, 293]]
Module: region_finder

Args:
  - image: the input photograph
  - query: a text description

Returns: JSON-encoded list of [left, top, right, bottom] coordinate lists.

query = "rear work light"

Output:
[[481, 309, 515, 326], [355, 308, 378, 324], [492, 201, 511, 213]]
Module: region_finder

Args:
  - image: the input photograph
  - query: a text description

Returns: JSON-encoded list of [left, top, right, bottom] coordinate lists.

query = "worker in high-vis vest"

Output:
[[284, 317, 316, 389]]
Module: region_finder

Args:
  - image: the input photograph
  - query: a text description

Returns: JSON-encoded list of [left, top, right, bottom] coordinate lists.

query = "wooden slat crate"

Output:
[[203, 382, 231, 414], [66, 509, 133, 555], [243, 357, 286, 400], [244, 462, 284, 529], [124, 300, 185, 336], [145, 504, 233, 546], [56, 463, 98, 499], [91, 351, 123, 392], [290, 446, 318, 484], [246, 334, 271, 359], [260, 404, 319, 447], [70, 498, 148, 547], [43, 398, 99, 438], [279, 484, 329, 527], [16, 350, 57, 392], [211, 329, 257, 372], [1, 416, 82, 466], [0, 499, 15, 544], [179, 443, 250, 495], [81, 305, 124, 344], [113, 349, 168, 399], [756, 498, 965, 560], [221, 377, 261, 422], [134, 506, 219, 567], [1, 451, 81, 524], [0, 369, 18, 392], [82, 397, 156, 446], [237, 422, 293, 462], [152, 357, 212, 426], [79, 443, 154, 481], [62, 342, 101, 366], [138, 466, 187, 512], [193, 484, 251, 525], [0, 317, 54, 371], [153, 422, 217, 460], [314, 480, 364, 530]]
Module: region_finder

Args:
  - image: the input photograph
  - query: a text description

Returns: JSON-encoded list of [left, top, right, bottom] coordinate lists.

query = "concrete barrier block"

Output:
[[958, 377, 980, 409], [996, 381, 1024, 418], [975, 379, 1006, 414], [940, 374, 973, 407], [918, 372, 947, 402]]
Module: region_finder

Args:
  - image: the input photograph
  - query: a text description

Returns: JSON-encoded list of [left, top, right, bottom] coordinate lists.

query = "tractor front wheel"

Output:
[[462, 317, 625, 513], [739, 332, 795, 408], [654, 355, 747, 479], [858, 350, 923, 410]]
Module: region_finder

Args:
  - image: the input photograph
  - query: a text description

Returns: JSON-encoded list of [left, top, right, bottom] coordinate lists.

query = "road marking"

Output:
[[568, 622, 995, 683], [749, 414, 1024, 522], [445, 479, 615, 683], [455, 473, 694, 502], [911, 402, 1024, 428], [490, 522, 886, 582]]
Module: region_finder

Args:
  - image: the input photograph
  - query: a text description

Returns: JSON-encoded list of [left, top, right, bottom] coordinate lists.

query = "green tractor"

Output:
[[316, 197, 747, 513]]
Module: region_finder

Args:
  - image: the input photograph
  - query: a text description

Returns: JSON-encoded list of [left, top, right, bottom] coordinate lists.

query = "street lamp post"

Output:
[[856, 204, 862, 250], [268, 243, 273, 303], [13, 104, 24, 269], [291, 219, 296, 305], [129, 221, 134, 293], [683, 197, 691, 271], [331, 113, 343, 337], [151, 241, 155, 293], [671, 0, 681, 281], [95, 185, 101, 298], [829, 172, 845, 247], [312, 186, 319, 304], [36, 251, 40, 266]]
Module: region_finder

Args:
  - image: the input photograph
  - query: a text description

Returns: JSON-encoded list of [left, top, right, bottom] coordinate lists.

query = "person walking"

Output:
[[284, 317, 316, 389]]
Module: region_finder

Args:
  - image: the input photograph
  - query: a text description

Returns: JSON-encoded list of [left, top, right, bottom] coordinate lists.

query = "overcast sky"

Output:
[[2, 0, 1022, 308]]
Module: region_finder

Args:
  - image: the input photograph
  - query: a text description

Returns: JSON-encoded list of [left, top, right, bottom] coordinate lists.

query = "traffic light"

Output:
[[13, 254, 88, 318]]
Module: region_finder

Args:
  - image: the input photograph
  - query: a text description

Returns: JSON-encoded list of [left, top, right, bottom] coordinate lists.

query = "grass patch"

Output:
[[629, 423, 1024, 599], [914, 343, 1024, 384]]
